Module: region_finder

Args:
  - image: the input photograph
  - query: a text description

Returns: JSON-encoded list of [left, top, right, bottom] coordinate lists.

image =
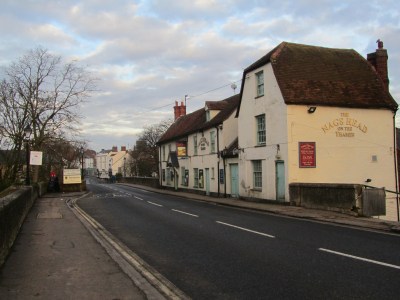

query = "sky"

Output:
[[1, 0, 399, 152]]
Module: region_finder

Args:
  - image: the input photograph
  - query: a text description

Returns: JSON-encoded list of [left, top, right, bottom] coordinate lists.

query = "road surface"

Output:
[[78, 178, 400, 299]]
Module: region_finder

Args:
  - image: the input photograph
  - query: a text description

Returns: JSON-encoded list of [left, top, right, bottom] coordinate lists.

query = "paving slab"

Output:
[[0, 194, 145, 300]]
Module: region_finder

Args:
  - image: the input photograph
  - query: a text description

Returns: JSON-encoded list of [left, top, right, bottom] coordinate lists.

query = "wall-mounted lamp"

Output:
[[307, 106, 317, 114], [275, 144, 281, 160], [308, 106, 317, 114], [365, 178, 372, 183], [232, 148, 244, 155]]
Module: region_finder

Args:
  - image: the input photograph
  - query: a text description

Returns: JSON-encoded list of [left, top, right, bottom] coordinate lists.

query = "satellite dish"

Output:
[[231, 83, 237, 94]]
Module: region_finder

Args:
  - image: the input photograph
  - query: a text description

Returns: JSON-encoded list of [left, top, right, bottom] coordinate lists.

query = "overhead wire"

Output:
[[131, 78, 243, 116]]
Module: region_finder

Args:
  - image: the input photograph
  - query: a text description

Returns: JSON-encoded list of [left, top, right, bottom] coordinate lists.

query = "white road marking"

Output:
[[171, 209, 199, 218], [216, 221, 275, 238], [319, 248, 400, 270], [147, 201, 163, 207], [134, 196, 143, 200]]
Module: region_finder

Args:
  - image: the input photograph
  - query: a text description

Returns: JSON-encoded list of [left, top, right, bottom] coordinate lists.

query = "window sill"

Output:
[[255, 95, 264, 99], [251, 188, 262, 192], [255, 144, 266, 147]]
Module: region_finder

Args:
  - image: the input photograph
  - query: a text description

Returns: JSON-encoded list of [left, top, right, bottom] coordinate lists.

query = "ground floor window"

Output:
[[252, 160, 262, 189], [181, 167, 187, 186], [166, 167, 172, 185], [193, 168, 199, 188]]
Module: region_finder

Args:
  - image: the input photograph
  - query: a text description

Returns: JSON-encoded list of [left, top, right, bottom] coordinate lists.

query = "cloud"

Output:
[[0, 0, 399, 150]]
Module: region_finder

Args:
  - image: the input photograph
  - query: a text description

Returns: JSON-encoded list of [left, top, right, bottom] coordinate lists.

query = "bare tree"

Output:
[[130, 118, 173, 177], [0, 46, 97, 183]]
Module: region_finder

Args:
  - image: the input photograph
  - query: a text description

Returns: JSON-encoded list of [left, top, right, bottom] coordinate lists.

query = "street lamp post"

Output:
[[24, 125, 32, 186], [124, 157, 126, 178], [80, 146, 84, 179], [108, 158, 112, 178]]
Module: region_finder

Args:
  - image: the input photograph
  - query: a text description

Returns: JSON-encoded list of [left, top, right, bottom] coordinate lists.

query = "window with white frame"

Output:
[[193, 135, 198, 155], [252, 160, 262, 189], [193, 168, 199, 188], [181, 167, 186, 185], [210, 131, 216, 153], [256, 114, 266, 145], [166, 167, 171, 185], [206, 110, 211, 122], [256, 71, 264, 97]]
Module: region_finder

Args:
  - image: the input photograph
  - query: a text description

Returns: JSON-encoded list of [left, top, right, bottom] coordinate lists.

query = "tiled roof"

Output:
[[158, 94, 240, 144], [237, 42, 397, 116], [205, 101, 228, 110], [221, 138, 239, 158]]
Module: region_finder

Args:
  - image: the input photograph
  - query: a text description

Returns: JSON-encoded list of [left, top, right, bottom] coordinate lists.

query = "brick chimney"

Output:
[[174, 101, 186, 120], [121, 146, 126, 152], [179, 101, 186, 117], [174, 101, 179, 120], [367, 39, 389, 90], [112, 146, 118, 152]]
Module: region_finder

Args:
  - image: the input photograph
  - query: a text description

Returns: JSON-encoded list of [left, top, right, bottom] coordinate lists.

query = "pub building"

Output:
[[159, 40, 399, 221]]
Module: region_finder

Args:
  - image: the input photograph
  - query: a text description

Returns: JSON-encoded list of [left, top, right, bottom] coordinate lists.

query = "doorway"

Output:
[[275, 160, 285, 201], [205, 168, 210, 196], [230, 164, 239, 198]]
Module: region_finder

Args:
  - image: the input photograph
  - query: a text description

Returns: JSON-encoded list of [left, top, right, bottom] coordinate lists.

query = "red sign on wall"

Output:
[[299, 142, 316, 168]]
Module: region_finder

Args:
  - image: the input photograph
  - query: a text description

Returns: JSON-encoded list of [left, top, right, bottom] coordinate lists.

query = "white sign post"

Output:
[[30, 151, 43, 166]]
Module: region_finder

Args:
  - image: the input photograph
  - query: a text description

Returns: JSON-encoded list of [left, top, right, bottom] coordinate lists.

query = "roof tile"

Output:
[[158, 94, 240, 144], [237, 42, 397, 115]]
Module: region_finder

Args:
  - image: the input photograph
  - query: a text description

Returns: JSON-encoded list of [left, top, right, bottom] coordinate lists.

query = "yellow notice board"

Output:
[[63, 169, 82, 184]]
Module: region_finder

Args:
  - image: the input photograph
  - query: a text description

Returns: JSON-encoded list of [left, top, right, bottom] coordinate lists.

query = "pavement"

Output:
[[0, 192, 147, 300], [1, 183, 399, 300]]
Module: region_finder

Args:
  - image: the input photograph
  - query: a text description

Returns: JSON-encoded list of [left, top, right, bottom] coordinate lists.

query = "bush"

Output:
[[0, 180, 12, 194]]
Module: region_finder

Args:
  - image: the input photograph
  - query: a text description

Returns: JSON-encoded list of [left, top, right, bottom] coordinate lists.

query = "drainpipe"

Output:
[[216, 125, 220, 197], [223, 154, 227, 197], [174, 168, 178, 191], [159, 145, 163, 188], [393, 112, 399, 221]]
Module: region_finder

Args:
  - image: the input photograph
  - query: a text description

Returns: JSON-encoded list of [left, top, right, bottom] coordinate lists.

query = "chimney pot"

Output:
[[180, 101, 186, 118], [367, 39, 389, 91], [377, 39, 384, 49]]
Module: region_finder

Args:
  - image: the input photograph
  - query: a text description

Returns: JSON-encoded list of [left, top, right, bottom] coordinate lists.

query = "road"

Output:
[[78, 178, 400, 299]]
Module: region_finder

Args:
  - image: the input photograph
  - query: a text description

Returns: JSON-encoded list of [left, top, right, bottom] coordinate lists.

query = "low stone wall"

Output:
[[60, 180, 86, 193], [0, 183, 46, 267], [289, 183, 362, 215], [119, 177, 160, 189]]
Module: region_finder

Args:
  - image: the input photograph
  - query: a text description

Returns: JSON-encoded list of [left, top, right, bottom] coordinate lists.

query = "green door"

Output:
[[276, 160, 285, 201], [230, 164, 239, 198], [205, 168, 210, 196]]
